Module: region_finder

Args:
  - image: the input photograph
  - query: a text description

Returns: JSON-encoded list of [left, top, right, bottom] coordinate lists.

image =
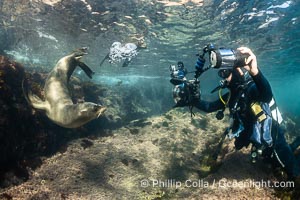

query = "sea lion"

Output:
[[25, 48, 106, 128]]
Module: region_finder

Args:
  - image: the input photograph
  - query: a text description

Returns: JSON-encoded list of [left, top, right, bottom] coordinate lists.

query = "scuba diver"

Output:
[[99, 42, 138, 67], [171, 45, 300, 181]]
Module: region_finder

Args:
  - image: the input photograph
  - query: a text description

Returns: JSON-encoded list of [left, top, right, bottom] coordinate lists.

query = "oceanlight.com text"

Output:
[[140, 179, 294, 189]]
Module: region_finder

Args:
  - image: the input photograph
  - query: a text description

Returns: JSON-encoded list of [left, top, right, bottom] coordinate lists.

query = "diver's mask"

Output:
[[177, 61, 184, 70], [228, 68, 252, 89]]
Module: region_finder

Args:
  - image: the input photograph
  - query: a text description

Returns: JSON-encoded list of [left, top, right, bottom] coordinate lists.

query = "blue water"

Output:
[[1, 0, 299, 117]]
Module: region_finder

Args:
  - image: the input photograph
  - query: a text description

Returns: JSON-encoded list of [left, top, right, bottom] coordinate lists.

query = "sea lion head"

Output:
[[79, 102, 106, 119], [69, 102, 106, 128]]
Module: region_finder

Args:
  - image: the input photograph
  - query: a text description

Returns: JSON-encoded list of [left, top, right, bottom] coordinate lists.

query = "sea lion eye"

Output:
[[93, 105, 100, 111]]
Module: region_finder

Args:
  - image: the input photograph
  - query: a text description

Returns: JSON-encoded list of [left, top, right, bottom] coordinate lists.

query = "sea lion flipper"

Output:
[[22, 79, 48, 111], [28, 92, 49, 111], [22, 79, 31, 105], [72, 47, 94, 79], [78, 61, 95, 79]]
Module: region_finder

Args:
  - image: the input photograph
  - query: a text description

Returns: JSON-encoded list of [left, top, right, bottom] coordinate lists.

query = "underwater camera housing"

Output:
[[169, 63, 200, 106], [172, 79, 200, 106], [209, 48, 249, 69], [168, 44, 249, 107]]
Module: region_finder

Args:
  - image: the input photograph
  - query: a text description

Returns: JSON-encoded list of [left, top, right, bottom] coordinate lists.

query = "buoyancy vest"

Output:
[[250, 98, 283, 147]]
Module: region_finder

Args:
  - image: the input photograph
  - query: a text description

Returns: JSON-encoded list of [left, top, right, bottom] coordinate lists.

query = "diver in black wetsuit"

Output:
[[191, 47, 300, 180]]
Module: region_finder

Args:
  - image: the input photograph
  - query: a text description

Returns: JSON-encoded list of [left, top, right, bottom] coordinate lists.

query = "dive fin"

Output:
[[99, 53, 109, 67]]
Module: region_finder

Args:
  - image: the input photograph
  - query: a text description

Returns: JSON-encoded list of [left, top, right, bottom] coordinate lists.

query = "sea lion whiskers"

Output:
[[97, 106, 106, 118]]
